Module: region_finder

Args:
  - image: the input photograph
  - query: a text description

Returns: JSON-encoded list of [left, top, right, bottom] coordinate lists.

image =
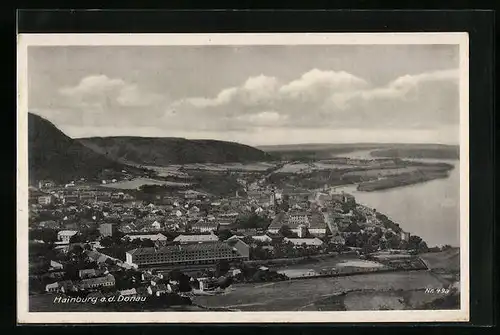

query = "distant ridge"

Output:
[[78, 136, 274, 166], [28, 113, 128, 184]]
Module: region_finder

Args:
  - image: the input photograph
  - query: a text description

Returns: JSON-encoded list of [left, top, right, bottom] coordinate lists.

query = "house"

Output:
[[49, 260, 64, 270], [124, 233, 168, 246], [38, 180, 55, 189], [151, 221, 162, 230], [119, 288, 137, 296], [63, 194, 79, 205], [197, 277, 219, 292], [77, 274, 115, 290], [38, 195, 53, 206], [251, 235, 273, 243], [191, 220, 219, 233], [57, 230, 78, 243], [217, 218, 235, 226], [400, 231, 411, 242], [173, 233, 219, 244], [45, 280, 75, 293], [78, 268, 99, 279], [99, 223, 115, 237], [45, 282, 60, 293], [284, 237, 324, 247]]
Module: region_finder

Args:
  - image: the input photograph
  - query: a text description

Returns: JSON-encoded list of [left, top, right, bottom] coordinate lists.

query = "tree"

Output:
[[29, 229, 58, 244], [278, 225, 294, 238], [69, 244, 84, 255], [100, 236, 113, 248], [346, 222, 361, 233], [217, 276, 233, 289], [217, 229, 233, 241], [345, 233, 358, 247], [168, 270, 191, 292], [69, 234, 84, 244], [408, 235, 428, 253], [215, 260, 230, 277], [139, 239, 155, 248], [386, 233, 401, 249]]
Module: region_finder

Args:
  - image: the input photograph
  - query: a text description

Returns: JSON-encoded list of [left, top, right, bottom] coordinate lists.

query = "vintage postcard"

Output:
[[17, 33, 469, 323]]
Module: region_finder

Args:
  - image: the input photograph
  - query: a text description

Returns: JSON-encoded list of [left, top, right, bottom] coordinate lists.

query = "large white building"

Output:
[[173, 234, 219, 244], [125, 240, 249, 268], [267, 210, 328, 237], [284, 237, 324, 247], [57, 230, 78, 243]]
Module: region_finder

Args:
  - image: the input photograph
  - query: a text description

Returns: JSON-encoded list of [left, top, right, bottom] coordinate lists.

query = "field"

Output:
[[182, 162, 277, 172], [343, 167, 421, 178], [275, 163, 312, 173], [271, 255, 386, 273], [192, 271, 446, 311], [142, 165, 191, 178], [419, 248, 460, 272], [101, 177, 191, 190], [275, 161, 357, 174]]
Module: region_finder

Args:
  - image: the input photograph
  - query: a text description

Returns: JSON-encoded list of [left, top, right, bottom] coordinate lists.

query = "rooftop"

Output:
[[127, 241, 237, 256], [173, 234, 219, 243]]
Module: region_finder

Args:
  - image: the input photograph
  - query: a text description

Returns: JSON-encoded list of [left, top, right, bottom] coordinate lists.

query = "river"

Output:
[[333, 150, 460, 247]]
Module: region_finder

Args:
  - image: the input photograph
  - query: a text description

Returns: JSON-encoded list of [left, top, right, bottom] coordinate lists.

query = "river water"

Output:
[[332, 151, 460, 247]]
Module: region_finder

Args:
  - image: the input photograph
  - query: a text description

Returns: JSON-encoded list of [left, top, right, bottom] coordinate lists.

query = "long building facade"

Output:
[[125, 240, 249, 268]]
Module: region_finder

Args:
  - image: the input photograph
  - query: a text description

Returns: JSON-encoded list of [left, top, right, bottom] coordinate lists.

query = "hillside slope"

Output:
[[78, 136, 273, 166], [28, 113, 127, 184]]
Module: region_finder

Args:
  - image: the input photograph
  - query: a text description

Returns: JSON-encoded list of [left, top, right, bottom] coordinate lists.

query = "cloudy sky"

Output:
[[28, 44, 460, 146]]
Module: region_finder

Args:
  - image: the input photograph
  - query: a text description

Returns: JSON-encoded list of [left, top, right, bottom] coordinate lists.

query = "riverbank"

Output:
[[357, 167, 453, 192]]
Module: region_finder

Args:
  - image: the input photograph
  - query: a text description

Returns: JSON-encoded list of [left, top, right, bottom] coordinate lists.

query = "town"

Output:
[[28, 171, 449, 312]]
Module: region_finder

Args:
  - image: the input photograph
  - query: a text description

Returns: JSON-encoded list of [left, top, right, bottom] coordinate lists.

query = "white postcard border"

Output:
[[16, 32, 470, 324]]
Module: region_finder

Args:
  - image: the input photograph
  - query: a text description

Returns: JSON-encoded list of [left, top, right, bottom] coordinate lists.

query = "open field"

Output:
[[142, 165, 191, 178], [192, 271, 446, 311], [271, 255, 387, 273], [181, 162, 277, 172], [101, 177, 191, 190], [419, 248, 460, 272], [343, 167, 421, 178]]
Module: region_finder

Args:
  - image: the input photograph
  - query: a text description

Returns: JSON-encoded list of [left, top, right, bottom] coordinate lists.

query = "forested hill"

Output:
[[78, 136, 274, 166], [28, 113, 128, 184]]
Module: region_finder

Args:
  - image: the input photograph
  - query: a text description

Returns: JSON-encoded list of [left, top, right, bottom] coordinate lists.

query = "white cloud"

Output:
[[236, 111, 288, 127], [59, 75, 125, 97], [279, 68, 369, 100], [49, 68, 459, 144], [165, 68, 459, 132], [326, 69, 460, 117], [59, 74, 164, 109]]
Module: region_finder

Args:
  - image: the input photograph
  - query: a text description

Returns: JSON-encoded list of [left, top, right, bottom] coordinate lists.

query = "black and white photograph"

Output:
[[17, 33, 469, 323]]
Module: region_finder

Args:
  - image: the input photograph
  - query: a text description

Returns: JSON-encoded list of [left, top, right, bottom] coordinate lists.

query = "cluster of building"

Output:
[[31, 172, 416, 300]]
